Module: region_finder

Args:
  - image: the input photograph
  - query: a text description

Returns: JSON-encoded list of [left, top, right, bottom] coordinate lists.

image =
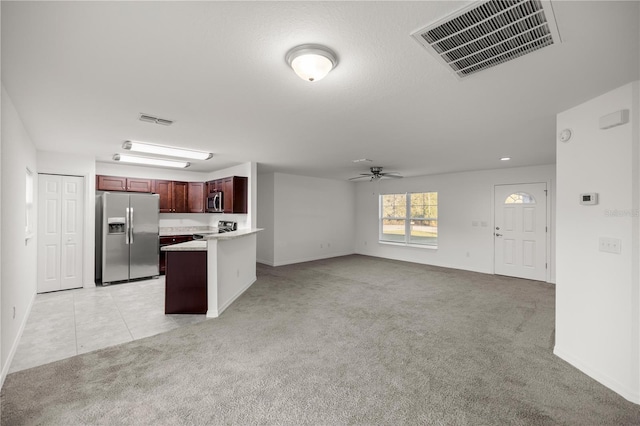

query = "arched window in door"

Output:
[[504, 192, 536, 204]]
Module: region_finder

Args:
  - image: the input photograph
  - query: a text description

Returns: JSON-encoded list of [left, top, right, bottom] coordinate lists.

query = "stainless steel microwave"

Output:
[[207, 191, 223, 213]]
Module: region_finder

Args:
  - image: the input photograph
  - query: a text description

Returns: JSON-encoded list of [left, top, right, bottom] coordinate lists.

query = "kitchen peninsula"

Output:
[[162, 228, 262, 318]]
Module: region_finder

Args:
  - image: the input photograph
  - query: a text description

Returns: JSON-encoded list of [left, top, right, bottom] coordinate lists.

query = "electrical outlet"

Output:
[[599, 237, 622, 254]]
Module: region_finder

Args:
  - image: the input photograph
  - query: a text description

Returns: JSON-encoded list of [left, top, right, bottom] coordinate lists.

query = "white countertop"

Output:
[[161, 240, 207, 251], [198, 228, 263, 240], [161, 229, 263, 251]]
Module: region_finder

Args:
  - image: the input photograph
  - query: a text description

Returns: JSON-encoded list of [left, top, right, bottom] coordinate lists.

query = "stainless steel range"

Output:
[[192, 221, 237, 239]]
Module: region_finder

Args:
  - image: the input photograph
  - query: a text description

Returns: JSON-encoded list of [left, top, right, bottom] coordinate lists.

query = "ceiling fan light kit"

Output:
[[285, 44, 338, 82], [349, 166, 403, 181]]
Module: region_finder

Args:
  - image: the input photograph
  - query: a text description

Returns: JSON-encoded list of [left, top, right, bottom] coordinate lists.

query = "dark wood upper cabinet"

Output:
[[97, 174, 247, 214], [126, 178, 153, 193], [204, 176, 247, 214], [96, 175, 127, 192], [188, 182, 206, 213], [97, 175, 153, 193], [223, 176, 248, 214], [153, 180, 188, 213], [173, 181, 188, 213]]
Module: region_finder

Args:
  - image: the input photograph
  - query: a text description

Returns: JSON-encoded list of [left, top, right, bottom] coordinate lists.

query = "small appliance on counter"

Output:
[[192, 221, 237, 239]]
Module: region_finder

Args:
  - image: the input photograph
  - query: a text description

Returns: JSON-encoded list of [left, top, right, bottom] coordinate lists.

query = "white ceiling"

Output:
[[2, 1, 639, 180]]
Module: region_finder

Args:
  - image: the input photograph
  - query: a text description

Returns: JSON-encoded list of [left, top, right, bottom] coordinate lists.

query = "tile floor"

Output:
[[9, 276, 209, 374]]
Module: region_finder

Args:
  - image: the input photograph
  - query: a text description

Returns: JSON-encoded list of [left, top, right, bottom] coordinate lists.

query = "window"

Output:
[[380, 192, 438, 247], [25, 168, 34, 239], [504, 192, 535, 204]]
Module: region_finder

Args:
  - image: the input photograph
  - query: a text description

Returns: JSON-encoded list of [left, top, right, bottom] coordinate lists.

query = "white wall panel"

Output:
[[555, 81, 639, 403]]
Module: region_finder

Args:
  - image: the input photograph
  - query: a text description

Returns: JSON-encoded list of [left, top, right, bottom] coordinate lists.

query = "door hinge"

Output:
[[545, 226, 548, 232], [545, 263, 548, 269], [544, 189, 548, 195]]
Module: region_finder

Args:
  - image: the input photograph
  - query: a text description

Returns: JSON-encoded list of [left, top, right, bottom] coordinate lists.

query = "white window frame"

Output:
[[379, 192, 438, 248]]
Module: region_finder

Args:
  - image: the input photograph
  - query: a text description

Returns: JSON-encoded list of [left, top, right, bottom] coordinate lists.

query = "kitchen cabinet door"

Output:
[[96, 175, 127, 192], [222, 176, 248, 214], [159, 235, 193, 274], [188, 182, 206, 213], [173, 181, 189, 213], [126, 178, 153, 193], [153, 180, 173, 212]]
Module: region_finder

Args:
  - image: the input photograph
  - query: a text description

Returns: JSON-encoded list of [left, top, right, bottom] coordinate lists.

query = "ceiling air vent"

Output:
[[411, 0, 561, 79], [139, 113, 174, 126]]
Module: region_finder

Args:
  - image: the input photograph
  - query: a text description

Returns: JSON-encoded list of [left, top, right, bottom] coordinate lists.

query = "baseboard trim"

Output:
[[1, 290, 37, 386], [272, 251, 355, 267], [256, 258, 274, 266], [554, 346, 640, 404], [217, 276, 257, 316]]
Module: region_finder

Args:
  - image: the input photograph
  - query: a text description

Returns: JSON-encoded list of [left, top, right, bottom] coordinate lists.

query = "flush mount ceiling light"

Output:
[[113, 154, 190, 169], [500, 157, 512, 161], [285, 44, 338, 82], [122, 140, 213, 160]]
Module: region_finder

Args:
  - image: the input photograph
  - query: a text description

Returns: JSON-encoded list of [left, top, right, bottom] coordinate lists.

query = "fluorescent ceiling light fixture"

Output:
[[113, 154, 190, 169], [352, 158, 373, 163], [123, 140, 213, 160], [500, 157, 511, 161], [285, 44, 338, 82]]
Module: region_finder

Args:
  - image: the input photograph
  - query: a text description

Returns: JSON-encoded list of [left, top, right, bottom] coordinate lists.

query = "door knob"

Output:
[[495, 233, 502, 237], [495, 227, 500, 230]]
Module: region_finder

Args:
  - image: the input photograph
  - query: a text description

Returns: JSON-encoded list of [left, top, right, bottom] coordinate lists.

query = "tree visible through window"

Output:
[[380, 192, 437, 246]]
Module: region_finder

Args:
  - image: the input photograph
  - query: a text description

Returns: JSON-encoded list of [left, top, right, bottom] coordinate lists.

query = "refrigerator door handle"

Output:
[[129, 207, 134, 244], [125, 207, 131, 245]]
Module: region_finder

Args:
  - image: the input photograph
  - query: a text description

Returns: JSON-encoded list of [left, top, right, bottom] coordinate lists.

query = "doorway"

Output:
[[494, 183, 547, 281]]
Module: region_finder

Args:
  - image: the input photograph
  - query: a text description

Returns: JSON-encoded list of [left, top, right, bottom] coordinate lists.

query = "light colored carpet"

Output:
[[2, 255, 639, 425]]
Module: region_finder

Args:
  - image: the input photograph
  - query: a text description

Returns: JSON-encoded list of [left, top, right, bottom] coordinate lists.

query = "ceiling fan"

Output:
[[349, 166, 403, 181]]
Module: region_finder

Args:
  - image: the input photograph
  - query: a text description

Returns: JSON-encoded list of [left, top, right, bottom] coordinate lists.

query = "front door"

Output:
[[494, 183, 547, 281]]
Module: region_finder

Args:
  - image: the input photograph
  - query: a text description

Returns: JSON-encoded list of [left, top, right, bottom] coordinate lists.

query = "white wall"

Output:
[[555, 81, 640, 403], [258, 172, 356, 266], [354, 165, 556, 279], [1, 85, 38, 384], [256, 173, 275, 265], [38, 151, 96, 288]]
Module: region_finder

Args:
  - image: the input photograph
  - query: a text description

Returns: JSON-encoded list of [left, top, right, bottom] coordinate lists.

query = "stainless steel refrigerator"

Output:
[[96, 192, 159, 284]]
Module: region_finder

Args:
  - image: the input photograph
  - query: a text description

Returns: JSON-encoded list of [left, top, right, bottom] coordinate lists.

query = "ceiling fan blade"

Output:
[[348, 175, 371, 181], [381, 173, 403, 179]]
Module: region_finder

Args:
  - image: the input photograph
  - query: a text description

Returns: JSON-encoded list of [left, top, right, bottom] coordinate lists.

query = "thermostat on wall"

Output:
[[580, 193, 598, 205]]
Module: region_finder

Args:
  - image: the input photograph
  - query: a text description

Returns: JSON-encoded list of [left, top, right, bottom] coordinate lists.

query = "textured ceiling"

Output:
[[2, 1, 639, 179]]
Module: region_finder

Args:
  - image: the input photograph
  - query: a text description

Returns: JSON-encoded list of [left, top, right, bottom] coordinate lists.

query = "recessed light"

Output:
[[113, 154, 190, 169], [500, 157, 511, 161], [123, 140, 213, 160]]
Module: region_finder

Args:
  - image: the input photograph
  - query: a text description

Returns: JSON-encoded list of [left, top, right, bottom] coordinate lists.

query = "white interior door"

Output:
[[37, 174, 84, 293], [60, 176, 84, 290], [494, 183, 547, 281]]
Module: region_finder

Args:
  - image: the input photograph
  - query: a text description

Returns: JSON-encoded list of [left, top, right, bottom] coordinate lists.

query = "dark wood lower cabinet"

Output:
[[165, 251, 207, 314], [159, 236, 192, 274]]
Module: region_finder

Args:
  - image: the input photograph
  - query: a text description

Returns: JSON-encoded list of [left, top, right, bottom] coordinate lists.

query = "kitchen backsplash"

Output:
[[159, 213, 248, 229]]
